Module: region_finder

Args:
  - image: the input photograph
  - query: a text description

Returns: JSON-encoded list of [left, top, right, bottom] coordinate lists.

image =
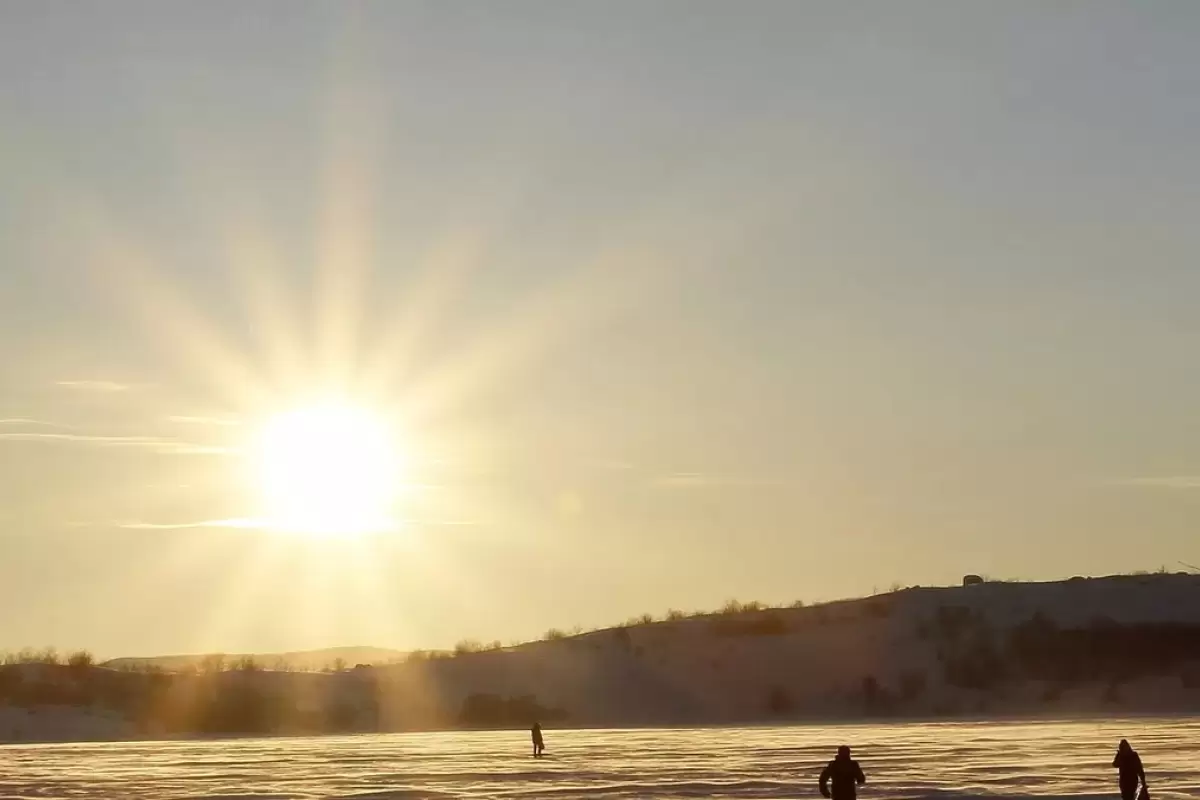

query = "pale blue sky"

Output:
[[1, 1, 1199, 657]]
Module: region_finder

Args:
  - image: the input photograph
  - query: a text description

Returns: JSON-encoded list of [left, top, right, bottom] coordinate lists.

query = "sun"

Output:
[[255, 404, 400, 537]]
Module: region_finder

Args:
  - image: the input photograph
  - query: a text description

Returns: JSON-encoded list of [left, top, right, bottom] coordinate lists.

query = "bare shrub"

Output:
[[234, 656, 261, 672], [35, 647, 60, 665], [454, 640, 482, 656], [66, 650, 94, 670], [200, 653, 227, 674]]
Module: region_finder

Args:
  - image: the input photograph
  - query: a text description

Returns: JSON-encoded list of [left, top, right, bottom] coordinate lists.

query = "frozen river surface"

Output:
[[3, 718, 1197, 799]]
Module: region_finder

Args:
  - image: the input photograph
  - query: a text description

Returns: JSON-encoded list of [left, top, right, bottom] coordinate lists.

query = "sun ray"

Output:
[[80, 218, 273, 411]]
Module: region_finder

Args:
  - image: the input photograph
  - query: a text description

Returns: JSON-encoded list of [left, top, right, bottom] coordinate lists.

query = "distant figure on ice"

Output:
[[1112, 739, 1147, 800], [820, 745, 866, 800], [531, 722, 545, 757]]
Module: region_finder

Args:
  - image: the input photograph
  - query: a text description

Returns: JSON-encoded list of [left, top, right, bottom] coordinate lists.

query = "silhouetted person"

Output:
[[531, 722, 545, 757], [1113, 739, 1147, 800], [820, 745, 866, 800]]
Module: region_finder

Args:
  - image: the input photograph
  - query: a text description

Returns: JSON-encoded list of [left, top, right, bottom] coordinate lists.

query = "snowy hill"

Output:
[[378, 572, 1200, 726], [2, 573, 1199, 741]]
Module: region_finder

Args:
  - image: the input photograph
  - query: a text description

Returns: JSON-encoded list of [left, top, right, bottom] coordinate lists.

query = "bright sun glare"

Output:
[[257, 405, 399, 537]]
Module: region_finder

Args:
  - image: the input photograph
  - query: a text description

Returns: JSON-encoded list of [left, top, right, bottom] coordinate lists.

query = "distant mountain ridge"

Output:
[[102, 646, 406, 673]]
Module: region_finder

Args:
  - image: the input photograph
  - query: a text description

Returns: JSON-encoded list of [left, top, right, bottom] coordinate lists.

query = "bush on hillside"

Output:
[[942, 637, 1007, 690], [67, 650, 94, 670], [1, 648, 65, 666], [454, 640, 483, 656], [1008, 616, 1200, 682], [233, 656, 262, 672], [933, 605, 975, 642], [200, 653, 227, 674]]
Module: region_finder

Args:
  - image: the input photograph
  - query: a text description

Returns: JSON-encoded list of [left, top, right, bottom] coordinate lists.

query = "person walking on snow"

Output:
[[531, 722, 545, 757], [820, 745, 866, 800], [1113, 739, 1147, 800]]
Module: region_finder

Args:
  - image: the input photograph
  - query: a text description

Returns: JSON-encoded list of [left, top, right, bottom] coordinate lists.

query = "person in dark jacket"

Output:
[[531, 722, 545, 757], [1112, 739, 1147, 800], [820, 745, 866, 800]]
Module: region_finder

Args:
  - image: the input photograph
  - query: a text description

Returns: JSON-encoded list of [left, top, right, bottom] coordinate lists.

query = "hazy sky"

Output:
[[2, 2, 1199, 657]]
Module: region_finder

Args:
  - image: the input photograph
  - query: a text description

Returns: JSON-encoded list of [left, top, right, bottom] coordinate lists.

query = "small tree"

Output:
[[234, 655, 261, 672], [67, 650, 94, 670], [200, 653, 227, 674], [454, 640, 482, 656]]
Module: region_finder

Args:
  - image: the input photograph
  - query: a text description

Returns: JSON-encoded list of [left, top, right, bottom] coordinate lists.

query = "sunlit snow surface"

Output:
[[3, 719, 1198, 799]]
